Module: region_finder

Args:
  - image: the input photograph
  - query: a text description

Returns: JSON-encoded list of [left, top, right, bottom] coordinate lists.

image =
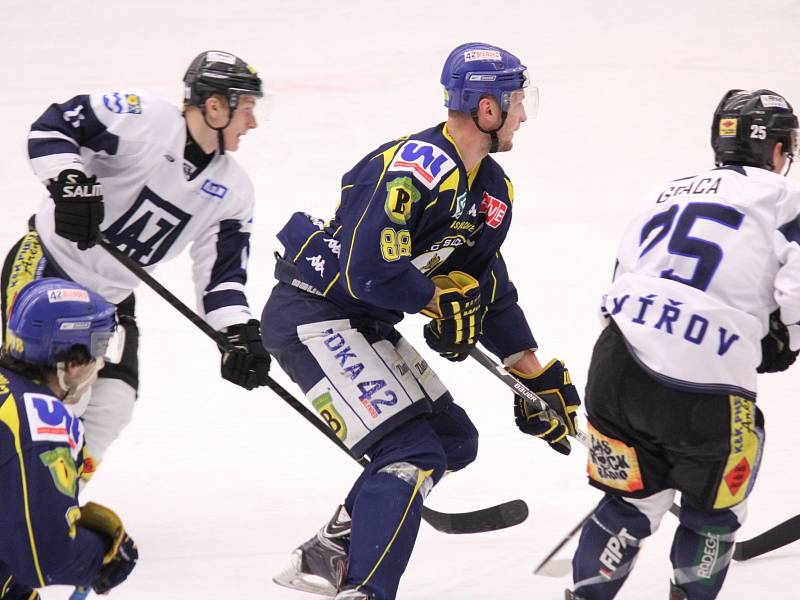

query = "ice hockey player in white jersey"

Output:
[[0, 50, 271, 470], [566, 89, 800, 600]]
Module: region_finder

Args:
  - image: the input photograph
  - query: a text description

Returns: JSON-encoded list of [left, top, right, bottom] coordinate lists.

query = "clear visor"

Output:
[[91, 326, 125, 364], [233, 91, 273, 122], [500, 86, 539, 118], [788, 129, 799, 158]]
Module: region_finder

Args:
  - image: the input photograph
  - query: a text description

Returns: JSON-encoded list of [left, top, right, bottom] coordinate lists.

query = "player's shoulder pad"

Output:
[[387, 136, 457, 191]]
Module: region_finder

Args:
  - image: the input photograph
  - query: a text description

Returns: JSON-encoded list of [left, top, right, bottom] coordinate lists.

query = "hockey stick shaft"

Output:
[[733, 514, 800, 561], [99, 237, 527, 534]]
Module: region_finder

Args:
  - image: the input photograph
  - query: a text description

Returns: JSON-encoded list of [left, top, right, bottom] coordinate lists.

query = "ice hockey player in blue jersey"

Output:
[[566, 90, 800, 600], [0, 50, 271, 471], [0, 278, 137, 599], [263, 42, 581, 599]]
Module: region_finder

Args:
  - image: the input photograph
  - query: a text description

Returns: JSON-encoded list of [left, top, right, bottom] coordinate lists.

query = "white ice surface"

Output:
[[2, 1, 800, 598]]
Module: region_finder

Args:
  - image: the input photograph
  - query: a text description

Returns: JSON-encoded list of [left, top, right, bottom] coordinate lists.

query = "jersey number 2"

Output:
[[639, 201, 744, 291]]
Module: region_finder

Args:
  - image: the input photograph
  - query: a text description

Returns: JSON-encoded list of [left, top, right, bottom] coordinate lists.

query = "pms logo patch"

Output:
[[387, 141, 456, 190], [103, 187, 192, 266], [103, 92, 143, 114], [40, 447, 79, 497], [200, 179, 228, 200], [384, 176, 421, 224], [24, 393, 84, 460], [479, 192, 508, 228]]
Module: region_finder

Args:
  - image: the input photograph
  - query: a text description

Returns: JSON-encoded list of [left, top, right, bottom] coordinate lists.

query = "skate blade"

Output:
[[273, 563, 337, 597], [533, 557, 572, 578]]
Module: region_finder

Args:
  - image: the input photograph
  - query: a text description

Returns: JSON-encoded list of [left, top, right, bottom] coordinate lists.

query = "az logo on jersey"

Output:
[[388, 141, 456, 190], [479, 192, 508, 229], [103, 188, 192, 266]]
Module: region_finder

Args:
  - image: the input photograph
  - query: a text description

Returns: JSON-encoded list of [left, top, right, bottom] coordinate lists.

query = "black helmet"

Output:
[[711, 89, 798, 169], [183, 50, 263, 111]]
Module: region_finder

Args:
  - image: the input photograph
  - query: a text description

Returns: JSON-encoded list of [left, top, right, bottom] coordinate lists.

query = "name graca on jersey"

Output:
[[27, 90, 255, 330], [277, 122, 535, 360], [605, 165, 800, 399]]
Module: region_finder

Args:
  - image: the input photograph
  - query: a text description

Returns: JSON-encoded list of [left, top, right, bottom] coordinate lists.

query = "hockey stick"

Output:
[[97, 237, 528, 535], [733, 514, 800, 561]]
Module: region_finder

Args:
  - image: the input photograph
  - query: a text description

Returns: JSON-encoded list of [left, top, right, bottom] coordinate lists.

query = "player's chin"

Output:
[[224, 138, 241, 152]]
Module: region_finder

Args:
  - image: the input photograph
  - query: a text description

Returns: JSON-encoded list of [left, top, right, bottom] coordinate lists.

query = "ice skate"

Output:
[[273, 505, 351, 596]]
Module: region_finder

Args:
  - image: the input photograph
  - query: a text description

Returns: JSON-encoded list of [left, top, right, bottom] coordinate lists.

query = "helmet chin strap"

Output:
[[200, 112, 232, 156], [57, 359, 104, 404], [783, 154, 794, 176], [470, 109, 509, 153]]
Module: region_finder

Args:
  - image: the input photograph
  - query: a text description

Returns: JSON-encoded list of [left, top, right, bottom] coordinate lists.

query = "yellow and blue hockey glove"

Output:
[[77, 502, 138, 594], [512, 359, 580, 455], [423, 271, 482, 362]]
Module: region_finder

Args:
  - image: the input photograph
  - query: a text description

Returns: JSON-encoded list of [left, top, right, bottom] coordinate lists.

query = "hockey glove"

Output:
[[757, 309, 799, 373], [47, 169, 104, 250], [512, 359, 580, 455], [220, 319, 271, 390], [422, 271, 482, 362], [76, 502, 138, 594]]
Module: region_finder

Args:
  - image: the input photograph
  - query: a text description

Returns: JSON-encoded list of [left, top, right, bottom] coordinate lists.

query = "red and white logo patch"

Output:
[[479, 192, 508, 228]]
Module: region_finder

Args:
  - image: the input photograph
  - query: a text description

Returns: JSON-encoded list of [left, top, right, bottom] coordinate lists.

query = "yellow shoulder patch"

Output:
[[384, 177, 421, 225]]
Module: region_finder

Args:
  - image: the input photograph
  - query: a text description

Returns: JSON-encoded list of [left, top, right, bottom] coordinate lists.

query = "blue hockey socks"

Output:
[[669, 501, 741, 599], [572, 492, 673, 599]]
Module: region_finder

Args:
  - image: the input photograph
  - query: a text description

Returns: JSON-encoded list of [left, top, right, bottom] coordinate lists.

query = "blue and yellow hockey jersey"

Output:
[[276, 122, 536, 359], [0, 367, 106, 588]]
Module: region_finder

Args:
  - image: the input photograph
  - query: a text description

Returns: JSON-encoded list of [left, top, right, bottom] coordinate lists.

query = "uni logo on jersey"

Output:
[[102, 92, 143, 114], [479, 192, 508, 228], [24, 393, 84, 460], [387, 141, 456, 190]]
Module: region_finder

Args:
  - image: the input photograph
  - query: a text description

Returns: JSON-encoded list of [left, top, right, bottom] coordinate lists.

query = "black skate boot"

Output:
[[273, 504, 351, 596], [669, 581, 688, 599]]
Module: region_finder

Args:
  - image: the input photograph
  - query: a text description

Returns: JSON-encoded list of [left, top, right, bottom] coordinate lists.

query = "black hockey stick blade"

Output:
[[733, 515, 800, 561], [422, 499, 529, 534]]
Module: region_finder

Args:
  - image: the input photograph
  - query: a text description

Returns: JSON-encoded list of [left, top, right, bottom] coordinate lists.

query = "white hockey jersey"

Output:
[[27, 89, 255, 330], [604, 165, 800, 399]]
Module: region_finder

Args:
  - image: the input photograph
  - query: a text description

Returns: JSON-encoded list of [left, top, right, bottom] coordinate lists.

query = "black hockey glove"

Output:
[[47, 169, 104, 250], [513, 359, 581, 455], [422, 272, 482, 362], [76, 501, 138, 595], [220, 319, 271, 390], [757, 310, 799, 373]]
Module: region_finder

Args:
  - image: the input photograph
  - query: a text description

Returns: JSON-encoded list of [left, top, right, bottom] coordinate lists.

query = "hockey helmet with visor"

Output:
[[6, 278, 123, 367]]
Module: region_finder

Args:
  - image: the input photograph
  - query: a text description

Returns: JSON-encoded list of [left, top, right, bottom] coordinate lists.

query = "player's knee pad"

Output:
[[670, 499, 744, 598], [367, 418, 449, 483], [378, 462, 434, 499], [79, 378, 137, 463]]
